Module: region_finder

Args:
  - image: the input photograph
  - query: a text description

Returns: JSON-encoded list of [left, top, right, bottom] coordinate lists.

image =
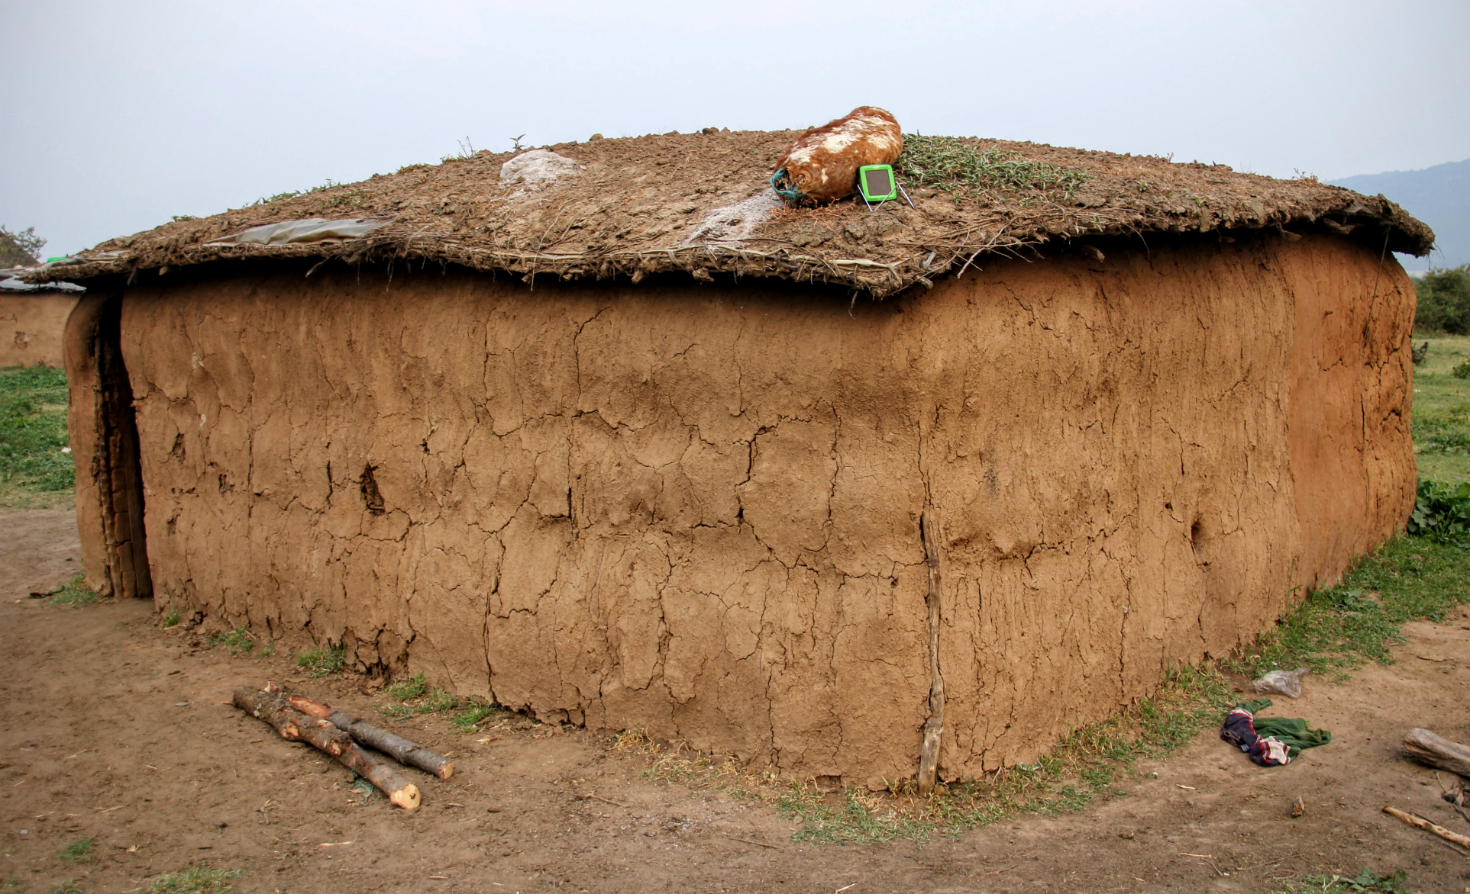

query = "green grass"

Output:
[[211, 627, 254, 655], [0, 365, 73, 508], [54, 836, 91, 864], [896, 134, 1092, 201], [450, 699, 499, 731], [1273, 869, 1410, 894], [295, 645, 346, 676], [1226, 535, 1470, 680], [147, 866, 241, 893], [48, 575, 97, 607], [386, 673, 428, 701], [162, 610, 181, 628], [48, 881, 84, 894], [1410, 334, 1470, 484], [378, 672, 501, 729]]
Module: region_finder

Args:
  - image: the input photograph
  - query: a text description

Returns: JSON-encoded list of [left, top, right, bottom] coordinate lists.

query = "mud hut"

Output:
[[1, 269, 83, 367], [31, 130, 1432, 786]]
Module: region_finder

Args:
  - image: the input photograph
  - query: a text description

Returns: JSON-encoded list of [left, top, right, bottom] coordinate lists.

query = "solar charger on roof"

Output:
[[858, 165, 898, 202], [857, 164, 914, 211]]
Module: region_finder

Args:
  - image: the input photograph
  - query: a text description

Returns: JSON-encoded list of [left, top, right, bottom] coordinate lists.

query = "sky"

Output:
[[2, 0, 1468, 258]]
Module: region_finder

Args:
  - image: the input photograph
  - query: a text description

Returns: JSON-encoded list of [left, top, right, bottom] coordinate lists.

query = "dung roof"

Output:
[[26, 130, 1434, 298], [1, 267, 84, 294]]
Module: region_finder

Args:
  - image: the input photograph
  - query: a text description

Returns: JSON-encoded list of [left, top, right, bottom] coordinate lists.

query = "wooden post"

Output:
[[917, 510, 946, 796]]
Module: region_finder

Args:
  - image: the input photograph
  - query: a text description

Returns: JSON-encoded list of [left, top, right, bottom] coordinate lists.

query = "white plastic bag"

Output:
[[1252, 668, 1309, 698]]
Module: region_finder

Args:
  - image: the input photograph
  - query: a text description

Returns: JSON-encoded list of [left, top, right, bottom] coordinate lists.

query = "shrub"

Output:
[[1407, 478, 1470, 543], [1412, 265, 1470, 334]]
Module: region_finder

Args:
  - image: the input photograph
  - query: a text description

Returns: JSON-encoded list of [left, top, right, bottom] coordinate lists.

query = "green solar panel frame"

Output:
[[858, 165, 898, 202]]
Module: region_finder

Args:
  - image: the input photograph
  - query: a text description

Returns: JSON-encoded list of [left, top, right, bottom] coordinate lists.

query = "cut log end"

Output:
[[391, 784, 422, 811]]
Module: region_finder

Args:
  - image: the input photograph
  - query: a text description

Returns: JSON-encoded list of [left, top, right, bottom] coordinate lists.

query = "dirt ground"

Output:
[[3, 508, 1469, 894]]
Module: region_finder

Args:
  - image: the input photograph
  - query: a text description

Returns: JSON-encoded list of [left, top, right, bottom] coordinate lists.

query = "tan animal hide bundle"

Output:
[[772, 106, 903, 205]]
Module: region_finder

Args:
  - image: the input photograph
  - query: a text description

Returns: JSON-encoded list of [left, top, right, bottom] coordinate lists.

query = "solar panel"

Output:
[[858, 164, 898, 202]]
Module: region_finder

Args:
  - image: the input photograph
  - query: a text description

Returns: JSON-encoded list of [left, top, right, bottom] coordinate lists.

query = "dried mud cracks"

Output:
[[84, 233, 1415, 786]]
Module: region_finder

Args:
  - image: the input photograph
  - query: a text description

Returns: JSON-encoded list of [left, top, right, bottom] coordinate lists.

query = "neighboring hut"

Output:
[[30, 130, 1432, 786], [1, 268, 83, 367]]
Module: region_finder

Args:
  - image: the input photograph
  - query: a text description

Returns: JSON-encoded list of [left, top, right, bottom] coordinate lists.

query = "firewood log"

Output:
[[234, 687, 420, 810], [1404, 728, 1470, 780], [274, 688, 454, 780], [339, 743, 421, 811], [232, 688, 352, 756]]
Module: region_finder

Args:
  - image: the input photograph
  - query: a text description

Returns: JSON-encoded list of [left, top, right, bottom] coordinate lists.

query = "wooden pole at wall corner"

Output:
[[918, 510, 946, 796]]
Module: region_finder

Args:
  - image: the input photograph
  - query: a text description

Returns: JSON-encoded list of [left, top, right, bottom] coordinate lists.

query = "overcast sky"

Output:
[[2, 0, 1467, 257]]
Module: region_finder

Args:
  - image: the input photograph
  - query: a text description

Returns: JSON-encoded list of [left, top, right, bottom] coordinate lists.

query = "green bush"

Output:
[[1412, 265, 1470, 334], [1407, 478, 1470, 543]]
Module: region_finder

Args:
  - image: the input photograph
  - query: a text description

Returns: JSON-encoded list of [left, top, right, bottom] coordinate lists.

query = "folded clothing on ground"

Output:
[[1220, 698, 1332, 767]]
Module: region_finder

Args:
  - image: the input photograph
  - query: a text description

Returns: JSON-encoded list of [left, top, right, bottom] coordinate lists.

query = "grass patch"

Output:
[[896, 134, 1091, 201], [48, 575, 97, 606], [54, 836, 91, 864], [450, 699, 499, 731], [386, 673, 428, 701], [148, 866, 241, 893], [0, 365, 73, 509], [211, 627, 254, 656], [295, 645, 346, 676], [1410, 335, 1470, 484], [162, 610, 181, 628], [1226, 535, 1470, 680], [1272, 868, 1410, 894], [378, 673, 501, 729], [47, 882, 84, 894]]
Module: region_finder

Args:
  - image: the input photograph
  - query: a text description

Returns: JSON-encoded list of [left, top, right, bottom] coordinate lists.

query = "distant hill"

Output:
[[1332, 158, 1469, 271]]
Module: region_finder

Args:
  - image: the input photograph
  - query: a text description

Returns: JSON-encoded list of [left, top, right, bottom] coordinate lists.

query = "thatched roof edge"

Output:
[[22, 131, 1434, 298]]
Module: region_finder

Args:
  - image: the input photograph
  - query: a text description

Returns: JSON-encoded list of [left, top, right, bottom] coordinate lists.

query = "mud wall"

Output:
[[109, 233, 1414, 785], [2, 293, 80, 367]]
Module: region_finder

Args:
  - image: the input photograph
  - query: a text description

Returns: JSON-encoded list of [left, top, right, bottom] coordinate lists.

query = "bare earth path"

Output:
[[2, 508, 1468, 893]]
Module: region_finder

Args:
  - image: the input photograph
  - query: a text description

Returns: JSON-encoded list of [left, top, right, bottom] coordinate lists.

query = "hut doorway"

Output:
[[83, 295, 153, 599]]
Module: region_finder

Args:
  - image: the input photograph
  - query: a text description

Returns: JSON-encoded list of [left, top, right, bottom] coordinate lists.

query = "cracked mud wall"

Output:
[[107, 232, 1413, 784], [2, 293, 80, 367]]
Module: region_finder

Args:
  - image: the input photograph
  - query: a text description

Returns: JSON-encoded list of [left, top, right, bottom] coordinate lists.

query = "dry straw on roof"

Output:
[[29, 130, 1433, 298]]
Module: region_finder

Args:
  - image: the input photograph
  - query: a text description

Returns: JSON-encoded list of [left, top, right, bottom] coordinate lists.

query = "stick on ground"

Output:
[[281, 690, 453, 779], [1382, 806, 1470, 850]]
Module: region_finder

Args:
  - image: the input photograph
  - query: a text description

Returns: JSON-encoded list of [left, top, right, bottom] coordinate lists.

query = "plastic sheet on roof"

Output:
[[208, 218, 391, 246]]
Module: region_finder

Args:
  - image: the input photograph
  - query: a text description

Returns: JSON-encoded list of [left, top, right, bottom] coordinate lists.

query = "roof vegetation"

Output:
[[896, 134, 1091, 199]]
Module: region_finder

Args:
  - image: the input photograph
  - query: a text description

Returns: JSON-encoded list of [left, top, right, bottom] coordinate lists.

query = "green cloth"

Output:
[[1235, 698, 1332, 757]]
